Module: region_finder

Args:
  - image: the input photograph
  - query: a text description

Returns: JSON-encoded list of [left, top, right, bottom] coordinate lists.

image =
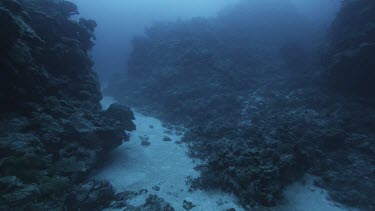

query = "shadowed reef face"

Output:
[[0, 0, 135, 209], [326, 0, 375, 97]]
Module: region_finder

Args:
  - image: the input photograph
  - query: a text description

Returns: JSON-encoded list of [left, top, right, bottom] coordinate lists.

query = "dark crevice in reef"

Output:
[[108, 0, 375, 210], [0, 0, 135, 210]]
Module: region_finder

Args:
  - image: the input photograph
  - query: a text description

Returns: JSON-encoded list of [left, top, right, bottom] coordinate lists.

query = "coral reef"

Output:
[[0, 0, 135, 209], [108, 0, 375, 210]]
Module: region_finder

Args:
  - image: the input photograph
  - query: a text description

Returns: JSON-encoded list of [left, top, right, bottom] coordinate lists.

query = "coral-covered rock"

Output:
[[0, 0, 135, 209]]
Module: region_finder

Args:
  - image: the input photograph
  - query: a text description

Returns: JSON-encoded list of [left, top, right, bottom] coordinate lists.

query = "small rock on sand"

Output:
[[183, 200, 196, 210], [163, 136, 172, 142]]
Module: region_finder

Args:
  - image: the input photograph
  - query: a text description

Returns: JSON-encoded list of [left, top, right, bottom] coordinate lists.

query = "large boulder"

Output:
[[103, 103, 136, 131]]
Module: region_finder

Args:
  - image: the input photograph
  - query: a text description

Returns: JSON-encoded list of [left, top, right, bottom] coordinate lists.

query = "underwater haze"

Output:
[[71, 0, 340, 82], [1, 0, 374, 210], [71, 0, 239, 82]]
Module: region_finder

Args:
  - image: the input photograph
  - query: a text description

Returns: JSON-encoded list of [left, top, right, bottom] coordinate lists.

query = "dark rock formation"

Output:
[[107, 0, 375, 210], [0, 0, 135, 209], [326, 0, 375, 97]]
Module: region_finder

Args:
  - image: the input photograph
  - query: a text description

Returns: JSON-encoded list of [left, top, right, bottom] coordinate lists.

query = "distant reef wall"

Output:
[[0, 0, 135, 210], [107, 0, 375, 210]]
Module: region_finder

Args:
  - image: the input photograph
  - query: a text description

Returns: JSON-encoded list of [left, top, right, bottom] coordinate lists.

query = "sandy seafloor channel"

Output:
[[96, 96, 356, 211]]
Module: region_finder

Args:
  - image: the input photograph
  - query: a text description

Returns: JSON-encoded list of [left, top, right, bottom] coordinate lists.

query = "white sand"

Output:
[[274, 176, 356, 211], [97, 97, 354, 211], [97, 97, 242, 210]]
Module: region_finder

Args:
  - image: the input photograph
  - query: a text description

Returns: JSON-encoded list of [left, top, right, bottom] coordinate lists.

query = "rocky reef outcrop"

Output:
[[108, 0, 375, 210], [326, 0, 375, 97], [0, 0, 135, 210]]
